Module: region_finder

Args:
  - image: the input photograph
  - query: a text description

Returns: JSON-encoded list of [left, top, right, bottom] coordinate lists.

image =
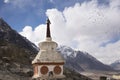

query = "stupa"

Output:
[[32, 19, 65, 80]]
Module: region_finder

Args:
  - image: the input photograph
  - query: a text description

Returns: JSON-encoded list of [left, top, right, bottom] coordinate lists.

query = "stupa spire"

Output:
[[32, 17, 65, 79], [46, 18, 51, 38]]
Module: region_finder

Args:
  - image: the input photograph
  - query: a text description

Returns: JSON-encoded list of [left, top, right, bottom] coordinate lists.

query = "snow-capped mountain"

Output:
[[57, 46, 114, 72], [0, 18, 113, 72], [0, 18, 92, 80], [111, 60, 120, 71], [57, 46, 77, 58]]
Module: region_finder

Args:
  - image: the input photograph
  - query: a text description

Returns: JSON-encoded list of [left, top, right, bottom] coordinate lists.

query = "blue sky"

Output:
[[0, 0, 120, 64], [0, 0, 109, 31]]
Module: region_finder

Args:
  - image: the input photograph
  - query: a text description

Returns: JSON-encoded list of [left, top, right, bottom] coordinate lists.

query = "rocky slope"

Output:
[[0, 18, 38, 80], [57, 46, 114, 72], [0, 18, 38, 69], [0, 18, 92, 80]]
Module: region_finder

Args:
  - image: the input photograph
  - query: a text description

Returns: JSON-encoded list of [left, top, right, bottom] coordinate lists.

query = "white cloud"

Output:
[[3, 0, 36, 9], [4, 0, 10, 3], [19, 0, 120, 64], [20, 25, 46, 46], [50, 0, 54, 3]]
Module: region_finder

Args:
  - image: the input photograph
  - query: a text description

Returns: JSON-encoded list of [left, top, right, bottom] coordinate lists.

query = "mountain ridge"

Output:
[[110, 60, 120, 71], [0, 18, 92, 80], [57, 45, 114, 72], [0, 18, 38, 54]]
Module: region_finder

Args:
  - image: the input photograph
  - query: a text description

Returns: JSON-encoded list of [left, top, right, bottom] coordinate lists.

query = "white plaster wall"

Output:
[[39, 40, 57, 51]]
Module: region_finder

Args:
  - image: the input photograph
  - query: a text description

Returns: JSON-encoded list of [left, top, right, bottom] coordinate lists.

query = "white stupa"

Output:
[[32, 19, 65, 80]]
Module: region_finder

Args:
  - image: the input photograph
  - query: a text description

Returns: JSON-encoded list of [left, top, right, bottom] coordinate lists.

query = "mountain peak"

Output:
[[57, 45, 114, 71], [0, 18, 12, 32], [110, 60, 120, 71]]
